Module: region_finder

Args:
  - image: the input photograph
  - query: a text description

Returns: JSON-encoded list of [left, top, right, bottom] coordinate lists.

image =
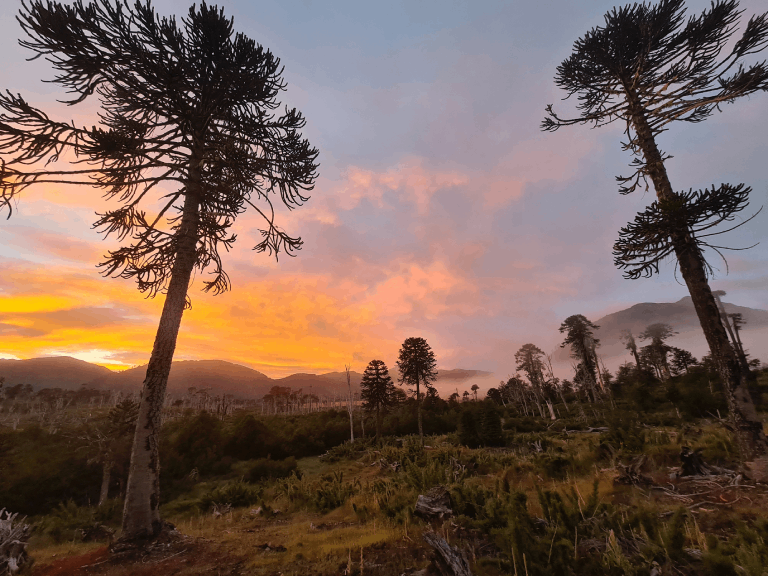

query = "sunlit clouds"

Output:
[[0, 0, 767, 379]]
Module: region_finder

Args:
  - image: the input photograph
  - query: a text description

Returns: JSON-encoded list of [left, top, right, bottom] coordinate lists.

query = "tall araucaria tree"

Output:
[[542, 0, 768, 464], [559, 315, 601, 402], [396, 337, 437, 446], [360, 359, 396, 442], [0, 0, 319, 542]]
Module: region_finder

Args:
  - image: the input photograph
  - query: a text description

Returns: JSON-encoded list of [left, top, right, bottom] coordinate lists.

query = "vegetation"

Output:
[[542, 0, 768, 461], [0, 0, 766, 573], [397, 337, 438, 446], [3, 360, 768, 574], [0, 0, 319, 542]]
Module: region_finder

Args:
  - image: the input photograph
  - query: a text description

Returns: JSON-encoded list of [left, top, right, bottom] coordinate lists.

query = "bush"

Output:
[[198, 481, 262, 511], [246, 456, 298, 482]]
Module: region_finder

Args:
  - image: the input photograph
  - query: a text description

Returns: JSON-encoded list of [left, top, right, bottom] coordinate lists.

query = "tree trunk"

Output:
[[416, 376, 423, 446], [732, 322, 747, 362], [346, 366, 354, 443], [714, 296, 750, 373], [375, 406, 381, 442], [120, 147, 202, 541], [99, 459, 112, 507], [626, 92, 767, 462]]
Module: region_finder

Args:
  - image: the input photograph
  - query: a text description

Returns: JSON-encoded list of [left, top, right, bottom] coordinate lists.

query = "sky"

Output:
[[0, 0, 766, 379]]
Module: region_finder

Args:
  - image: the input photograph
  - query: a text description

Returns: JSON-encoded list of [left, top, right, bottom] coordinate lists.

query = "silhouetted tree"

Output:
[[671, 347, 698, 376], [486, 388, 502, 404], [713, 291, 751, 372], [729, 312, 748, 361], [620, 329, 643, 370], [480, 404, 504, 447], [396, 337, 437, 446], [639, 323, 678, 380], [458, 409, 480, 448], [514, 343, 555, 418], [542, 0, 768, 461], [0, 0, 318, 541], [470, 384, 479, 401], [360, 360, 395, 441], [559, 315, 601, 401]]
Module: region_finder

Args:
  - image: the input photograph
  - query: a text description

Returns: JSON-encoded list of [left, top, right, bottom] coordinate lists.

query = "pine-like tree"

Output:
[[396, 337, 437, 446], [360, 359, 396, 441], [639, 323, 678, 380], [0, 0, 318, 541], [542, 0, 768, 462], [559, 315, 601, 401]]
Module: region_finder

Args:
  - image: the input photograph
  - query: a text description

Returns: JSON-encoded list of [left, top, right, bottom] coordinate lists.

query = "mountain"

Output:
[[554, 296, 768, 366], [93, 360, 273, 398], [0, 356, 113, 389], [0, 357, 493, 399]]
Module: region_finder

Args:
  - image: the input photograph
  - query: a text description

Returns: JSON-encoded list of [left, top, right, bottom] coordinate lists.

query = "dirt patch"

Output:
[[31, 547, 109, 576]]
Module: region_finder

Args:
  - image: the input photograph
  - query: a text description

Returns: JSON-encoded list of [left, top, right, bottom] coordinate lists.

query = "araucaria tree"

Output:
[[360, 360, 395, 441], [514, 343, 555, 419], [396, 337, 437, 446], [639, 323, 678, 380], [559, 315, 601, 402], [0, 1, 319, 541], [543, 0, 768, 463]]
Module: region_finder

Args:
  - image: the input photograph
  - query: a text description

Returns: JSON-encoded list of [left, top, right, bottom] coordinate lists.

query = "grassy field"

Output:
[[22, 415, 768, 576]]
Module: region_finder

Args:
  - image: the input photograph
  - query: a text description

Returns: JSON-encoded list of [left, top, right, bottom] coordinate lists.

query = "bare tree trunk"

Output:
[[732, 320, 747, 363], [121, 148, 202, 541], [714, 295, 750, 373], [345, 365, 354, 443], [627, 93, 767, 462], [546, 400, 556, 421], [416, 376, 423, 446], [99, 459, 112, 507]]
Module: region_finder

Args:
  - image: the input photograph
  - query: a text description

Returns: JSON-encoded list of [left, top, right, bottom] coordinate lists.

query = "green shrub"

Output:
[[246, 456, 298, 482], [197, 480, 263, 510]]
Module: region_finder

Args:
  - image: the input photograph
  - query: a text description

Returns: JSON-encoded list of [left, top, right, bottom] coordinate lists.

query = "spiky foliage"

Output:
[[0, 0, 319, 540], [0, 0, 319, 298], [560, 315, 601, 400], [542, 0, 768, 461], [360, 359, 396, 441], [396, 337, 437, 445]]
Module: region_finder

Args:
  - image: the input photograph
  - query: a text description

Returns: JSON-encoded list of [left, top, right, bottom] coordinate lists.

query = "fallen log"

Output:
[[0, 509, 30, 575], [423, 531, 473, 576]]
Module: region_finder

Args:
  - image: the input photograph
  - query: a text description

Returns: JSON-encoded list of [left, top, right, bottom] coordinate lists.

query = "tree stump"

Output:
[[423, 531, 473, 576], [415, 486, 452, 520]]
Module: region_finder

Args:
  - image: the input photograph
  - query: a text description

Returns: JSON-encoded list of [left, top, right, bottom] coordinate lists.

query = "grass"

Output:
[[24, 413, 768, 576]]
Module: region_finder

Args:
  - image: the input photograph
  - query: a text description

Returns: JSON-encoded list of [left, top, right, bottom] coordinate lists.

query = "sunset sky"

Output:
[[0, 0, 766, 378]]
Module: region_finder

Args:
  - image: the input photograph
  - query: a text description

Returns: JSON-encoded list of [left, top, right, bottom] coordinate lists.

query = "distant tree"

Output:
[[396, 337, 437, 446], [0, 0, 319, 541], [449, 392, 460, 404], [360, 360, 396, 441], [671, 348, 698, 376], [486, 388, 502, 405], [620, 329, 643, 370], [462, 390, 470, 403], [729, 313, 748, 361], [470, 384, 480, 401], [514, 343, 556, 418], [639, 323, 678, 380], [480, 404, 504, 447], [458, 409, 481, 448], [559, 315, 601, 401], [542, 0, 768, 461]]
